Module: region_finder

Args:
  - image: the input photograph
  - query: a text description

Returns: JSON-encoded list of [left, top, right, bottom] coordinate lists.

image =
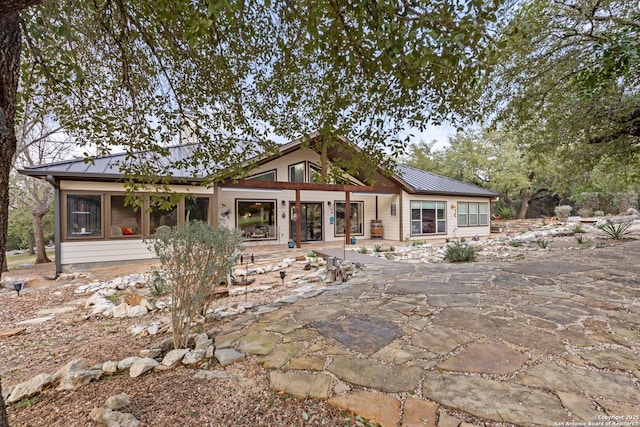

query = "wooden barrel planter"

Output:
[[371, 220, 383, 239]]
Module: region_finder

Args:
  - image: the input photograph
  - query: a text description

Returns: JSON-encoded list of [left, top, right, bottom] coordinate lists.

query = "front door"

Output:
[[290, 203, 323, 242]]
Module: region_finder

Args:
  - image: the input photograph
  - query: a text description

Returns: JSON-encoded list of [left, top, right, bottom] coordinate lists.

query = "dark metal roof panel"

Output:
[[396, 164, 498, 197]]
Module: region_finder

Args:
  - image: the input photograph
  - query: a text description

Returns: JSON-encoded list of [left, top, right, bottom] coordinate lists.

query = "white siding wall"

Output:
[[60, 239, 154, 265]]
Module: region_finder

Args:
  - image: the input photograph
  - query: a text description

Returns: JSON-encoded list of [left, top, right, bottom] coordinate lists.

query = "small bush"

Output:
[[306, 251, 317, 258], [373, 244, 382, 253], [358, 246, 368, 253], [536, 239, 549, 249], [575, 234, 588, 244], [389, 245, 395, 252], [150, 268, 169, 297], [593, 210, 605, 217], [554, 205, 573, 219], [577, 208, 593, 218], [147, 221, 242, 349], [508, 240, 522, 247], [571, 224, 585, 233], [411, 240, 425, 247], [496, 205, 514, 220], [384, 252, 395, 260], [598, 221, 633, 240], [444, 241, 476, 262]]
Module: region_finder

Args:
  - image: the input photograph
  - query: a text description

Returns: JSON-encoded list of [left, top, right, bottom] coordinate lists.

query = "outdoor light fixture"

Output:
[[327, 201, 332, 207], [12, 281, 24, 297], [281, 200, 286, 206], [279, 269, 286, 286]]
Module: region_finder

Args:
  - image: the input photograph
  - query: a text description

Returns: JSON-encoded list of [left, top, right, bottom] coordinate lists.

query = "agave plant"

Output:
[[598, 221, 633, 240]]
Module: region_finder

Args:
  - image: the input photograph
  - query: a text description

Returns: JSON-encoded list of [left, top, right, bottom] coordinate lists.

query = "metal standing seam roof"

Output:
[[394, 164, 498, 197], [19, 144, 205, 181], [20, 141, 498, 198]]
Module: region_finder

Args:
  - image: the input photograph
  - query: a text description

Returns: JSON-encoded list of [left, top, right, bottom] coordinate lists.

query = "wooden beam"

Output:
[[221, 179, 399, 194], [345, 191, 351, 245], [295, 190, 302, 249]]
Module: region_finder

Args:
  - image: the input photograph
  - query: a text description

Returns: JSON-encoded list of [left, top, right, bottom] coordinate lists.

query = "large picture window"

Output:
[[110, 196, 141, 237], [237, 200, 276, 240], [335, 201, 364, 236], [458, 202, 489, 227], [410, 201, 446, 235], [67, 194, 102, 238]]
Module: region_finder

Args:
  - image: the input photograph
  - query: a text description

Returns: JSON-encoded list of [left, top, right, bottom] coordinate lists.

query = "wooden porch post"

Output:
[[345, 190, 351, 245], [295, 189, 302, 248]]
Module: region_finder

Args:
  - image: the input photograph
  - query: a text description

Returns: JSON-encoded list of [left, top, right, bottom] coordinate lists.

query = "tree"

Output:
[[405, 129, 560, 218], [482, 0, 640, 162]]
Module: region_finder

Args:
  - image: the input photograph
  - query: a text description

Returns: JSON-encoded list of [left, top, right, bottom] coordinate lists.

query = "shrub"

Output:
[[147, 221, 242, 349], [536, 239, 549, 249], [598, 221, 633, 240], [358, 246, 368, 253], [554, 205, 573, 219], [575, 234, 588, 244], [508, 240, 522, 247], [411, 240, 424, 247], [593, 210, 605, 217], [306, 251, 317, 258], [571, 224, 585, 233], [577, 208, 593, 218], [613, 192, 638, 214], [373, 244, 382, 253], [389, 245, 395, 252], [496, 205, 514, 220], [444, 241, 476, 262], [150, 268, 170, 297]]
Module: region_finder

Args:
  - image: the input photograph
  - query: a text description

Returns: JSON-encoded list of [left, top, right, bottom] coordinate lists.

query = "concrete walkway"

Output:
[[218, 240, 640, 426], [314, 247, 397, 265]]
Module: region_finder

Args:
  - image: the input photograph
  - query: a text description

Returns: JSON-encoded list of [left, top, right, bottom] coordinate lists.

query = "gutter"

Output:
[[46, 175, 62, 276]]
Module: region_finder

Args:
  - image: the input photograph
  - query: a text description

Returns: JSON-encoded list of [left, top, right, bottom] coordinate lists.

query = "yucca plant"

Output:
[[444, 241, 476, 262], [373, 244, 382, 253], [598, 221, 633, 240], [536, 239, 549, 249]]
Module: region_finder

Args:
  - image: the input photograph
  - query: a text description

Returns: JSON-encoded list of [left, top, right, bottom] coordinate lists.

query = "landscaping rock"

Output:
[[129, 358, 158, 378], [7, 373, 53, 403], [161, 349, 190, 367]]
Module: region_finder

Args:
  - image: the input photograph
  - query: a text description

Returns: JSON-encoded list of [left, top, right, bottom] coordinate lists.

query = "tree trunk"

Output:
[[518, 189, 532, 219], [27, 231, 35, 255], [0, 10, 22, 427], [33, 210, 51, 264], [1, 11, 21, 286]]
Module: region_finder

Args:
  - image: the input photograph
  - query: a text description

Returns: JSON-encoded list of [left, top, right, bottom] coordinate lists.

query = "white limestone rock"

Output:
[[182, 349, 206, 365], [129, 358, 158, 378], [7, 373, 53, 403], [161, 349, 190, 367]]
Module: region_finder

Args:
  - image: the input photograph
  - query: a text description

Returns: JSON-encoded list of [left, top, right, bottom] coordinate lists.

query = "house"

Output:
[[19, 135, 498, 273]]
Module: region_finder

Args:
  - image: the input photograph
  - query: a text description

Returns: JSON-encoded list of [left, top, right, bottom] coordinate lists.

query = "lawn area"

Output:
[[6, 249, 55, 270]]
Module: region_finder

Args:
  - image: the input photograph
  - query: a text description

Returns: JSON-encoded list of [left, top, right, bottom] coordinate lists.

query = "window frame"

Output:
[[457, 202, 489, 227], [61, 191, 213, 241], [410, 200, 446, 236], [334, 201, 364, 237], [288, 162, 306, 183], [235, 199, 278, 241], [247, 169, 277, 181], [64, 192, 104, 240]]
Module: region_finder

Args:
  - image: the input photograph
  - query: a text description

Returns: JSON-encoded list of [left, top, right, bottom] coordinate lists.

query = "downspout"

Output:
[[46, 175, 61, 276]]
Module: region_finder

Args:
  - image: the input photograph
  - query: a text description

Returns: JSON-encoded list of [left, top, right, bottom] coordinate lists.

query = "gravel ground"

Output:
[[1, 259, 352, 426]]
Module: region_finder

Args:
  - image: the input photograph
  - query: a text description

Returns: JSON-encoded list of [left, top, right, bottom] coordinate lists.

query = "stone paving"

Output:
[[221, 240, 640, 426]]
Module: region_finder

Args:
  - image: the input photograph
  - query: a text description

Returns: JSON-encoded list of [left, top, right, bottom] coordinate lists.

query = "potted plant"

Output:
[[350, 237, 357, 245]]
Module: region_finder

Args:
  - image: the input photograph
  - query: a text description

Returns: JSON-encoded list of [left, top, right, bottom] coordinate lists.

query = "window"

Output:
[[237, 200, 276, 240], [410, 201, 446, 235], [334, 201, 364, 236], [247, 170, 276, 181], [110, 196, 141, 237], [458, 202, 489, 227], [185, 196, 209, 222], [289, 162, 305, 182], [309, 163, 322, 183], [150, 197, 178, 234], [67, 194, 102, 238]]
